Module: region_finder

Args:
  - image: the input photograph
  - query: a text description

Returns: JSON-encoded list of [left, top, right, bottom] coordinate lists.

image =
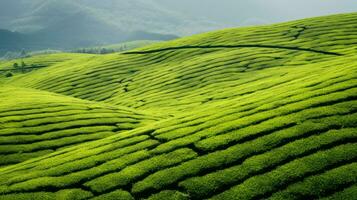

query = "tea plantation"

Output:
[[0, 13, 356, 200]]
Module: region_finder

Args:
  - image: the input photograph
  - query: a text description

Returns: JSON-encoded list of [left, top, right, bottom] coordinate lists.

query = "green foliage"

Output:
[[0, 86, 160, 166], [269, 163, 357, 200], [85, 148, 197, 193], [179, 128, 357, 198], [4, 72, 12, 77], [210, 144, 357, 200], [91, 190, 133, 200], [319, 185, 357, 200], [12, 62, 19, 69], [0, 189, 92, 200], [71, 40, 160, 54], [148, 190, 190, 200], [0, 13, 356, 200]]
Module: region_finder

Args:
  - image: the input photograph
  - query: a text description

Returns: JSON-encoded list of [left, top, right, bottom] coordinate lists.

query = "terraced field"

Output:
[[0, 53, 95, 78], [0, 86, 160, 167], [0, 13, 356, 200]]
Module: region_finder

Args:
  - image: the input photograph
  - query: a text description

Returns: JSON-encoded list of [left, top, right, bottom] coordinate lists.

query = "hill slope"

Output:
[[0, 13, 356, 200], [7, 13, 357, 113], [0, 86, 160, 167]]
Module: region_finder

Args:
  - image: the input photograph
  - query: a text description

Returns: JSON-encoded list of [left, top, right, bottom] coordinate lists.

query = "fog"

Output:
[[1, 0, 356, 32], [156, 0, 357, 26]]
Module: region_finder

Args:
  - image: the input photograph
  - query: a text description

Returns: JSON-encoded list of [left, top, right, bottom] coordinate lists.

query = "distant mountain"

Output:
[[0, 0, 212, 52], [0, 26, 177, 56], [26, 11, 177, 49], [0, 29, 30, 55], [0, 0, 219, 35]]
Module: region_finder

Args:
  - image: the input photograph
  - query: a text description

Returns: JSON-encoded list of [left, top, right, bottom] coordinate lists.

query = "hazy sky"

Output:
[[157, 0, 357, 26], [0, 0, 356, 35]]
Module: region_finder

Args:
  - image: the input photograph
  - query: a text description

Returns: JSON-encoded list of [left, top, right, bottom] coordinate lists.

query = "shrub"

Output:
[[5, 72, 13, 77]]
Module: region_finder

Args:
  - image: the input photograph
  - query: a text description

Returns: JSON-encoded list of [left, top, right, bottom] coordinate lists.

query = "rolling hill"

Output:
[[0, 13, 356, 200]]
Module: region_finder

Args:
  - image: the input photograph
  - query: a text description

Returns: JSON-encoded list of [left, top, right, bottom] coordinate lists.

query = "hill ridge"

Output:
[[123, 44, 343, 56]]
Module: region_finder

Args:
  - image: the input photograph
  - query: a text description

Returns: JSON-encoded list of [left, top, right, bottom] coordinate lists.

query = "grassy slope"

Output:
[[0, 53, 95, 73], [0, 13, 356, 199], [0, 86, 160, 167], [100, 40, 160, 50], [7, 13, 357, 113], [72, 40, 162, 54]]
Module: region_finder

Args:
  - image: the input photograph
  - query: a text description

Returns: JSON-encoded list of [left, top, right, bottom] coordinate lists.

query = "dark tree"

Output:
[[21, 61, 26, 73], [13, 62, 19, 69], [100, 48, 108, 54], [5, 72, 13, 77]]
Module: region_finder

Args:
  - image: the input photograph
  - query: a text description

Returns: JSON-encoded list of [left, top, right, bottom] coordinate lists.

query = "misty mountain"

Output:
[[2, 0, 356, 35], [0, 0, 219, 35], [0, 0, 206, 52], [0, 30, 26, 55]]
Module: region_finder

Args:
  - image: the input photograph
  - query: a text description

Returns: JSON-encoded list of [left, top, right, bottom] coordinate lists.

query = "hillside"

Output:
[[0, 13, 356, 200], [71, 40, 161, 54]]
